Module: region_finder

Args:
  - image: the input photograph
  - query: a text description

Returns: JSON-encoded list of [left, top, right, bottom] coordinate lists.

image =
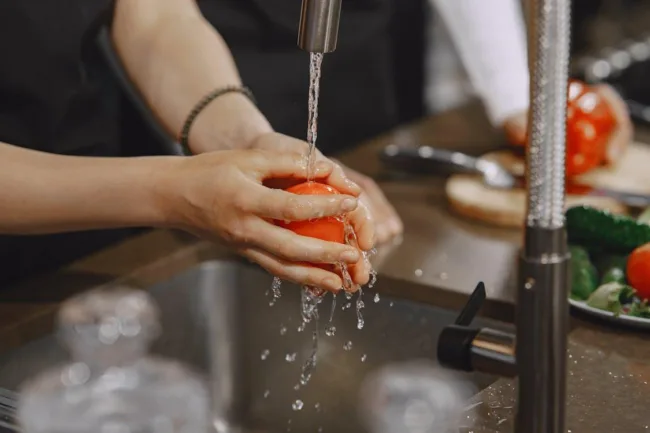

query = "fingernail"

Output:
[[342, 198, 358, 211], [315, 161, 331, 172], [341, 249, 360, 263], [323, 277, 341, 291]]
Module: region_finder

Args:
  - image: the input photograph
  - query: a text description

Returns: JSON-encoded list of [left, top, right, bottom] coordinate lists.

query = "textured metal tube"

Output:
[[525, 0, 571, 229], [297, 0, 342, 53], [516, 0, 572, 432]]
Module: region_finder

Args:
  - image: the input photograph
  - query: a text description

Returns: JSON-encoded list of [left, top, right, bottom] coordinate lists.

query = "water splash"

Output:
[[325, 292, 337, 337], [344, 341, 353, 351], [300, 330, 319, 386], [356, 288, 365, 330], [361, 354, 368, 362], [260, 349, 270, 361], [292, 400, 304, 411], [285, 353, 297, 363], [269, 277, 282, 306], [373, 293, 380, 303]]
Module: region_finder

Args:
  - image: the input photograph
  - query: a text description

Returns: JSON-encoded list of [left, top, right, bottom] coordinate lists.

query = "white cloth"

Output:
[[426, 0, 530, 126]]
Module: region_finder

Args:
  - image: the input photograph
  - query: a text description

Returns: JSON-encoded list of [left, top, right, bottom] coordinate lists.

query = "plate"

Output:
[[569, 298, 650, 330]]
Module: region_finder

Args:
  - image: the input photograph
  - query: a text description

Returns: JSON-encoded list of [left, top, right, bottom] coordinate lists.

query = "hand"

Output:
[[250, 136, 403, 245], [503, 83, 633, 166], [161, 138, 374, 292], [330, 159, 403, 245]]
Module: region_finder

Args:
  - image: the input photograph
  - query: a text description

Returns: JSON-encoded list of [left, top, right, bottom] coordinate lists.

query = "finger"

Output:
[[358, 179, 403, 244], [594, 84, 634, 164], [243, 218, 362, 265], [348, 256, 372, 289], [326, 159, 363, 196], [248, 184, 359, 220], [346, 200, 376, 251], [240, 247, 343, 292], [247, 149, 333, 180]]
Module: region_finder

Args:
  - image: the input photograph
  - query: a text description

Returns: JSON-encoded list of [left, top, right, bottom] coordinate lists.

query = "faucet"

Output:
[[297, 0, 342, 53], [436, 0, 572, 432]]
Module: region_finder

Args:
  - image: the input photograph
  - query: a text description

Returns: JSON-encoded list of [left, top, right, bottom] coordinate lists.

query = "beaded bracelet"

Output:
[[178, 85, 257, 155]]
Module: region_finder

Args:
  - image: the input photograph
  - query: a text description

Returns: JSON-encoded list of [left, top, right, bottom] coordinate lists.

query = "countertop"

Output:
[[1, 102, 649, 431]]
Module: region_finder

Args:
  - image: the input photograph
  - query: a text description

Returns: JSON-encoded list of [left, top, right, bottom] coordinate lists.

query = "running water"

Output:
[[264, 52, 379, 402], [306, 52, 324, 181]]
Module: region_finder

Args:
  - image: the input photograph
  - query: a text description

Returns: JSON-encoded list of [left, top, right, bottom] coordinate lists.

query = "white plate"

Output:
[[569, 298, 650, 330]]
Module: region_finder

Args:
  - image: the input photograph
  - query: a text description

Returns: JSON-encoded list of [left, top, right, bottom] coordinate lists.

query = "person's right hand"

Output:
[[161, 144, 375, 292]]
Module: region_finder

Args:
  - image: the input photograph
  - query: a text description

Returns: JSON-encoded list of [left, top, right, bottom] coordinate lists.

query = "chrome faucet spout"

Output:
[[297, 0, 342, 53]]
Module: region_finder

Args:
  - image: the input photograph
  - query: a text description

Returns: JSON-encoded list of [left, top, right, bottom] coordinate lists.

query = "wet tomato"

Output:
[[626, 243, 650, 300], [275, 182, 346, 244]]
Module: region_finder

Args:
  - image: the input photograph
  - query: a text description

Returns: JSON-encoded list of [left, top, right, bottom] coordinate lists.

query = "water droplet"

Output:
[[389, 301, 394, 307], [315, 403, 321, 412], [286, 353, 297, 363], [361, 354, 367, 362], [325, 325, 336, 336], [263, 390, 270, 398], [438, 272, 448, 280], [271, 277, 282, 301], [344, 341, 353, 351], [260, 349, 270, 361], [317, 427, 323, 433], [292, 399, 304, 411], [414, 268, 423, 277], [373, 293, 380, 303], [293, 383, 300, 391], [342, 302, 352, 311], [356, 289, 365, 330], [344, 291, 353, 300], [280, 325, 287, 336], [297, 323, 306, 333]]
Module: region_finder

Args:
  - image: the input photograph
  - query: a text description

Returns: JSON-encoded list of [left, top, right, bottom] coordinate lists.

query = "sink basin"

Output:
[[0, 260, 508, 433]]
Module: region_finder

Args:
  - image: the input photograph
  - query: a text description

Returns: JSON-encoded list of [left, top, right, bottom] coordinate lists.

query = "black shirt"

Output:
[[0, 0, 399, 287]]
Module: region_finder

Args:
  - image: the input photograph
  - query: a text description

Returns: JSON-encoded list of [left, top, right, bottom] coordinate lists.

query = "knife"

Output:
[[379, 144, 650, 208]]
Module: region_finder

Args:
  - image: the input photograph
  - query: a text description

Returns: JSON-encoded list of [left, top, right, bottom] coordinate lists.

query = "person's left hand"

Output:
[[330, 159, 403, 245], [250, 138, 403, 245]]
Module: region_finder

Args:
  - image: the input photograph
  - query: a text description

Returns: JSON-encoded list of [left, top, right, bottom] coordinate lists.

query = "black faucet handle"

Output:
[[454, 281, 486, 326]]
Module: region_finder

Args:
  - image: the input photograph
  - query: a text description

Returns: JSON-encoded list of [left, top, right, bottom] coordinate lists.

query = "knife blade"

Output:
[[379, 144, 650, 208]]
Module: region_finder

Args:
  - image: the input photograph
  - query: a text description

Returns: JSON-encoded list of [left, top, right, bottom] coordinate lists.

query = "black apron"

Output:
[[198, 0, 399, 153], [0, 0, 399, 288], [0, 0, 142, 288]]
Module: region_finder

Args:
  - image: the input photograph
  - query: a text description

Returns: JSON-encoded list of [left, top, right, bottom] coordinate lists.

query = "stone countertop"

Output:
[[0, 102, 648, 431]]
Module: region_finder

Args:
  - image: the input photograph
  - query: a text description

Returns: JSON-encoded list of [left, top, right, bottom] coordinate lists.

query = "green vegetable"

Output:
[[570, 245, 598, 301], [594, 254, 628, 285], [628, 300, 650, 318], [566, 206, 650, 254], [586, 282, 636, 315]]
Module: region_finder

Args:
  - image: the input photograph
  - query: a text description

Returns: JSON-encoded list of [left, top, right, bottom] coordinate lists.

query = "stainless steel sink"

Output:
[[0, 260, 508, 433]]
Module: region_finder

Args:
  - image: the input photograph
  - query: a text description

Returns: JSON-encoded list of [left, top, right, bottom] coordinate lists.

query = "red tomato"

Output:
[[565, 80, 616, 177], [275, 182, 346, 244], [626, 242, 650, 300], [508, 79, 617, 178]]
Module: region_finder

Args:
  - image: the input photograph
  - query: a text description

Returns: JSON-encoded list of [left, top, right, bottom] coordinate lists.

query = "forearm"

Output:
[[112, 0, 272, 153], [430, 0, 530, 125], [0, 143, 174, 234]]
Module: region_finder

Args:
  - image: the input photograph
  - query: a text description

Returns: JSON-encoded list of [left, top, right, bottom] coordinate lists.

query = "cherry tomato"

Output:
[[626, 242, 650, 300], [275, 182, 346, 244], [509, 79, 617, 178]]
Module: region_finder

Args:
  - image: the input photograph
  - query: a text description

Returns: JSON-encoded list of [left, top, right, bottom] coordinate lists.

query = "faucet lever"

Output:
[[437, 281, 517, 378], [455, 281, 486, 326]]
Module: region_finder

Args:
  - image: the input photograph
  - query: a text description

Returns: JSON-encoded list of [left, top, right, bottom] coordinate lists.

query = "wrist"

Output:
[[188, 92, 273, 153]]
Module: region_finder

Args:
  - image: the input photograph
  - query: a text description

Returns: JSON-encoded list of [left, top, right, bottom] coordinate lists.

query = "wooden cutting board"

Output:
[[446, 142, 650, 228]]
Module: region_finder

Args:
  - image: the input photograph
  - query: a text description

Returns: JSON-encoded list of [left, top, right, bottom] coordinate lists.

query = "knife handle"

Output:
[[379, 145, 483, 176]]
